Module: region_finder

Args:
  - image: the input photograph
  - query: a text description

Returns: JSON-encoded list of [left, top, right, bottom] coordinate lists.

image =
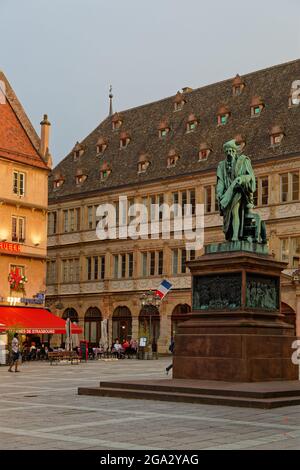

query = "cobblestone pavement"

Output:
[[0, 358, 299, 450]]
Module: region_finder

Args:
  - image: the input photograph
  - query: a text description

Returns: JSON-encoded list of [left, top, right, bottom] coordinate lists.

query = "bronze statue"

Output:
[[216, 139, 267, 243]]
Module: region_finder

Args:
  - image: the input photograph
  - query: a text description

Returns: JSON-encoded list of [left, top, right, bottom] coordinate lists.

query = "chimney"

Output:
[[40, 114, 51, 159]]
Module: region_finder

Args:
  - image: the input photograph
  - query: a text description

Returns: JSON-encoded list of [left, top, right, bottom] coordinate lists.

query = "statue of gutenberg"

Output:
[[216, 139, 267, 243]]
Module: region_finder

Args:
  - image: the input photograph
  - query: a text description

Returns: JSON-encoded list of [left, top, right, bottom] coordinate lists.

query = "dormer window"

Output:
[[53, 174, 64, 189], [186, 114, 198, 133], [96, 137, 108, 154], [167, 149, 180, 168], [75, 170, 87, 185], [158, 121, 170, 138], [100, 162, 111, 181], [217, 106, 230, 125], [72, 142, 84, 161], [174, 92, 186, 111], [119, 131, 130, 149], [112, 113, 123, 131], [234, 134, 246, 152], [138, 154, 150, 174], [232, 74, 245, 96], [251, 96, 264, 117], [198, 143, 211, 161], [270, 125, 284, 146]]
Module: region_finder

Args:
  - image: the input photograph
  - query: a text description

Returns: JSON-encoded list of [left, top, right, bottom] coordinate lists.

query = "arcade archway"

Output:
[[112, 306, 132, 342], [84, 307, 102, 346]]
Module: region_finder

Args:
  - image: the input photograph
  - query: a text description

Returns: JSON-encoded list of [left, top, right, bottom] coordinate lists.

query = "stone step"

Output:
[[78, 386, 300, 409], [98, 380, 300, 399]]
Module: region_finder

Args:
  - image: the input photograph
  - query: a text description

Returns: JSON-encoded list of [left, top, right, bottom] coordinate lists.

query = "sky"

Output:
[[1, 0, 300, 165]]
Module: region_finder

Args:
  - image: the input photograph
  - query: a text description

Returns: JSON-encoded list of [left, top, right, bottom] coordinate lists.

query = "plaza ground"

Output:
[[0, 358, 299, 450]]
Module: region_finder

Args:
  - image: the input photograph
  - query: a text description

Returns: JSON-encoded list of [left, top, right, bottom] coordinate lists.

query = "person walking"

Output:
[[8, 333, 21, 373], [166, 337, 175, 375]]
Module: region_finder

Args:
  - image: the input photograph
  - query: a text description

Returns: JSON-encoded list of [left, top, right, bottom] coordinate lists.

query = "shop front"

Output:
[[0, 305, 82, 364]]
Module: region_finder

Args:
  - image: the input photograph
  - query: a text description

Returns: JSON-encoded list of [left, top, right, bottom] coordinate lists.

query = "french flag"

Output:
[[155, 279, 173, 299]]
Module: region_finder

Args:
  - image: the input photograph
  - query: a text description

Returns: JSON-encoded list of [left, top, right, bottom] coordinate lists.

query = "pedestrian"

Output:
[[8, 333, 21, 373], [166, 337, 175, 375]]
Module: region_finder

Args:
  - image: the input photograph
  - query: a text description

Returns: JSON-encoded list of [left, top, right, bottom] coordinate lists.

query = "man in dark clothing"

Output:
[[166, 338, 175, 375]]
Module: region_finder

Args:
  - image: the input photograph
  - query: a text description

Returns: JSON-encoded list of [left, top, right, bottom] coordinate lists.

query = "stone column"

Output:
[[132, 313, 139, 341]]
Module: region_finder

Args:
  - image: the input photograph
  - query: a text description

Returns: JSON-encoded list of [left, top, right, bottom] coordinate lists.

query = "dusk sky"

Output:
[[1, 0, 300, 165]]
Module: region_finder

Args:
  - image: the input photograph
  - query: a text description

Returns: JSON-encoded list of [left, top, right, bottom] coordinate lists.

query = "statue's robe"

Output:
[[216, 154, 256, 240]]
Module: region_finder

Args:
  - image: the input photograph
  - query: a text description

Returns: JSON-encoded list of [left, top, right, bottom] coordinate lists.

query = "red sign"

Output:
[[0, 242, 21, 253]]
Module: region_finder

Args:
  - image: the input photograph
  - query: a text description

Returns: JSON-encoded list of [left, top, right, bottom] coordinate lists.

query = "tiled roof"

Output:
[[49, 59, 300, 202], [0, 71, 48, 170]]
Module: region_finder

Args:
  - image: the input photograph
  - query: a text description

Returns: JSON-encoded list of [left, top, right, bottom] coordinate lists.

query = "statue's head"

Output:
[[223, 139, 239, 159]]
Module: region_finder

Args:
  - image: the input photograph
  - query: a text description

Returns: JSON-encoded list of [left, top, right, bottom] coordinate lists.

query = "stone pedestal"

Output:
[[173, 243, 298, 382]]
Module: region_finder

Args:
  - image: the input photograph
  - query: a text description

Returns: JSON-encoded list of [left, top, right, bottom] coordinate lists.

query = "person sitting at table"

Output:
[[113, 339, 124, 359]]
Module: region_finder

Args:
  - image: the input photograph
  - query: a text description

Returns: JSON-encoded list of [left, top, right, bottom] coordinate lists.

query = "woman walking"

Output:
[[8, 333, 21, 373]]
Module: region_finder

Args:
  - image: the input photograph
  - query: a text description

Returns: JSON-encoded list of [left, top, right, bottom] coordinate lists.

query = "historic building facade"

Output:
[[47, 59, 300, 352], [0, 72, 51, 310]]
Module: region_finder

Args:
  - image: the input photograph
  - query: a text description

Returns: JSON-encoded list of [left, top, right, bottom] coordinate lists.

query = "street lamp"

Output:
[[139, 290, 161, 344]]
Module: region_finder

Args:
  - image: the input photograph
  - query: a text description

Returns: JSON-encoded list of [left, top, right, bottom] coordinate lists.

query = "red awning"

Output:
[[0, 306, 82, 335]]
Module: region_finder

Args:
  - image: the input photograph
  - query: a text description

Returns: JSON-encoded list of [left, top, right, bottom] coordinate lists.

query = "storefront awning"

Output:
[[0, 306, 82, 334]]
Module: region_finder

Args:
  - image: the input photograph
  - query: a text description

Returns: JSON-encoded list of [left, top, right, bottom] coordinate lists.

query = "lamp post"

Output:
[[139, 290, 161, 345]]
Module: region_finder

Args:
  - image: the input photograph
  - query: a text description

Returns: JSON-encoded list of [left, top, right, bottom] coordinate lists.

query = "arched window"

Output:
[[62, 308, 79, 322], [139, 305, 160, 343], [84, 307, 102, 346], [171, 304, 191, 336], [112, 306, 132, 342]]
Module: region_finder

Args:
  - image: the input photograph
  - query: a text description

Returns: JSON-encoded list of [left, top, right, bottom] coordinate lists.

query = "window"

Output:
[[12, 216, 25, 243], [113, 253, 133, 279], [86, 256, 105, 281], [53, 178, 64, 189], [199, 149, 210, 160], [172, 249, 178, 275], [138, 161, 149, 173], [280, 172, 299, 203], [96, 138, 108, 154], [87, 206, 94, 229], [250, 97, 264, 117], [13, 171, 25, 196], [62, 208, 81, 233], [76, 174, 87, 185], [128, 253, 134, 278], [62, 259, 80, 283], [280, 237, 300, 267], [10, 264, 25, 277], [158, 251, 163, 275], [150, 252, 155, 276], [232, 75, 245, 96], [141, 251, 164, 277], [48, 212, 57, 235], [254, 177, 269, 206], [186, 115, 198, 132], [142, 252, 147, 277], [190, 189, 196, 215], [46, 260, 57, 284], [159, 125, 170, 138], [172, 248, 194, 275], [218, 113, 229, 125], [174, 93, 185, 111], [280, 238, 288, 265], [204, 186, 218, 213], [204, 186, 212, 213]]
